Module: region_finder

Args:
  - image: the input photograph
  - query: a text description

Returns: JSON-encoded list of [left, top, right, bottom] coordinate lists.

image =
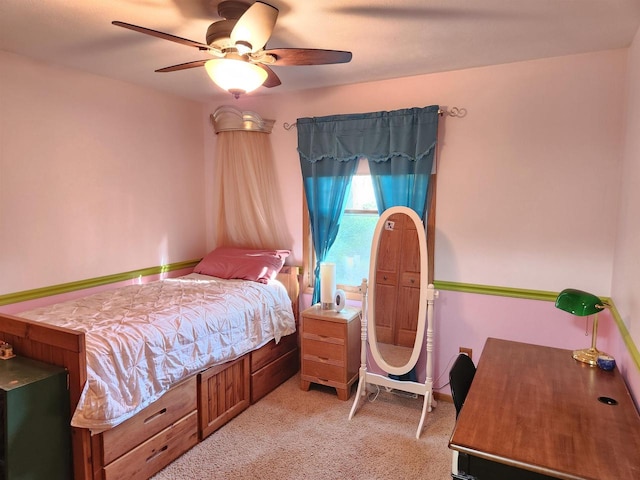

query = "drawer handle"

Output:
[[306, 333, 336, 342], [144, 407, 167, 424], [146, 445, 168, 463], [318, 356, 329, 362]]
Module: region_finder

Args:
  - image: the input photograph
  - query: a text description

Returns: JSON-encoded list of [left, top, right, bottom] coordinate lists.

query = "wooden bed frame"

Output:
[[0, 266, 300, 480]]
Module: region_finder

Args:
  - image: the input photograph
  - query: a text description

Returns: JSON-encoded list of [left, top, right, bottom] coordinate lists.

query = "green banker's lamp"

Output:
[[555, 288, 610, 366]]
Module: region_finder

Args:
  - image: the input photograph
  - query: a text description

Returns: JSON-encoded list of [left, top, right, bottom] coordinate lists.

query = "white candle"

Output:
[[320, 262, 336, 309]]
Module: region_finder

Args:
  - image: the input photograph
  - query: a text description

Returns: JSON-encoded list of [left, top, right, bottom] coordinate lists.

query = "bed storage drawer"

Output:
[[250, 333, 298, 372], [251, 346, 299, 403], [103, 411, 198, 480], [100, 375, 197, 465], [198, 355, 250, 440]]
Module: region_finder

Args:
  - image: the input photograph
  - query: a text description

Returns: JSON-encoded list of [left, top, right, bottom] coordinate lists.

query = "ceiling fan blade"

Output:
[[112, 21, 210, 51], [264, 48, 352, 66], [155, 60, 209, 73], [230, 1, 278, 53], [258, 64, 281, 88]]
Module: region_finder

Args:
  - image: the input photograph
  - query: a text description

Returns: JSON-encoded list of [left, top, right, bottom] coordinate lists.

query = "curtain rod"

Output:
[[282, 106, 466, 131]]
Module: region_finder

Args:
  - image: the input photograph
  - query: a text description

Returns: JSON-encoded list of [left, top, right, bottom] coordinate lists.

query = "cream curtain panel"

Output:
[[213, 130, 291, 249]]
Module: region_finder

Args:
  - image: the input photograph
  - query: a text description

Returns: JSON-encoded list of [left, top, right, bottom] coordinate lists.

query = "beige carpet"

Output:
[[152, 373, 456, 480]]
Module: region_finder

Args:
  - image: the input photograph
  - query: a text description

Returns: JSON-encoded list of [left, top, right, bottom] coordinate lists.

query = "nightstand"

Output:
[[300, 304, 361, 400]]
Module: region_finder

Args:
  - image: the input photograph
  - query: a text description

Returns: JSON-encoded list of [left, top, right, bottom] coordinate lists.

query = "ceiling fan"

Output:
[[113, 1, 353, 98]]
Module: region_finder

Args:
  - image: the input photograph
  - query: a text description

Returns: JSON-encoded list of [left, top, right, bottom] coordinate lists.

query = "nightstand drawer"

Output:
[[303, 317, 345, 342], [302, 359, 344, 383], [303, 338, 344, 362]]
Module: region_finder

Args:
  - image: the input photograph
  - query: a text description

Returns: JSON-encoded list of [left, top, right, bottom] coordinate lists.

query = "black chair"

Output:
[[449, 353, 476, 418]]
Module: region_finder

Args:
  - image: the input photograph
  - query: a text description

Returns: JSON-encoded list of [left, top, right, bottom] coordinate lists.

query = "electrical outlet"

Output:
[[459, 347, 472, 360]]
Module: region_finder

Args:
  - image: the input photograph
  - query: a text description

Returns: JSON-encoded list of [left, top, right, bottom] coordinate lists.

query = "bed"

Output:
[[0, 247, 301, 480]]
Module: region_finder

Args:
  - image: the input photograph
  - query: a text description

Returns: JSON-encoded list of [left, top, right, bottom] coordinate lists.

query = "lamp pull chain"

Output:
[[585, 317, 590, 336]]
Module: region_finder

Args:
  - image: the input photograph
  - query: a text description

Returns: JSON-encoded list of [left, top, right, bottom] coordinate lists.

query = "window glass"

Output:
[[323, 175, 378, 287]]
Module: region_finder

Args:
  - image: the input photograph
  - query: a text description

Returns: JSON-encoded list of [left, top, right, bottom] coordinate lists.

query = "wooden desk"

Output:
[[449, 338, 640, 480]]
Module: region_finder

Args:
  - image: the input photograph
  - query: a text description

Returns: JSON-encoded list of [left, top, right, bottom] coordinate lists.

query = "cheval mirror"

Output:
[[348, 206, 438, 439]]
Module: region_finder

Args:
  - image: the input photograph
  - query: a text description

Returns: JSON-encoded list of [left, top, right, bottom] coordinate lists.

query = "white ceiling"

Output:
[[1, 0, 640, 103]]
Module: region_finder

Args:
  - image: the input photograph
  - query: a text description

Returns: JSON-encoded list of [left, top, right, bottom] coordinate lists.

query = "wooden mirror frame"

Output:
[[367, 206, 428, 376]]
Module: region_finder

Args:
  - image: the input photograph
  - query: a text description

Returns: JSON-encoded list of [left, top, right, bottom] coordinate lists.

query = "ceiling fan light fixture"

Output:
[[205, 58, 267, 98]]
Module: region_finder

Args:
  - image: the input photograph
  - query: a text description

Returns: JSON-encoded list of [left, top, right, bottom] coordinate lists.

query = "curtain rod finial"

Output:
[[439, 107, 467, 118]]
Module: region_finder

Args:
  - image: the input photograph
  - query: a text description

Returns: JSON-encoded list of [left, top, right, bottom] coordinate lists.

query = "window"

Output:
[[303, 160, 379, 296]]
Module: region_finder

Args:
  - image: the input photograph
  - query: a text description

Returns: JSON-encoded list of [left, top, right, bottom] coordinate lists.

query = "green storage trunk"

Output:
[[0, 356, 71, 480]]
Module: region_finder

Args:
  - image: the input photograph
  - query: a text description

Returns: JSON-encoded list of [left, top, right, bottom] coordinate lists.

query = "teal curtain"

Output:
[[298, 105, 439, 303], [299, 157, 358, 304]]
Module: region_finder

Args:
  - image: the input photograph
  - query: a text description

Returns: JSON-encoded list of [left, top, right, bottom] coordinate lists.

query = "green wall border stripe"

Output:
[[607, 301, 640, 372], [433, 280, 640, 372], [0, 259, 200, 306], [432, 280, 559, 302]]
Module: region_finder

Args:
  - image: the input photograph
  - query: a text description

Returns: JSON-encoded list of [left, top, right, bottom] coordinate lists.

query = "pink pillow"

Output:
[[194, 247, 290, 284]]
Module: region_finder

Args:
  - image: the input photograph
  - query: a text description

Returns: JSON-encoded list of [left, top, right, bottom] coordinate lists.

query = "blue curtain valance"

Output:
[[297, 105, 440, 163]]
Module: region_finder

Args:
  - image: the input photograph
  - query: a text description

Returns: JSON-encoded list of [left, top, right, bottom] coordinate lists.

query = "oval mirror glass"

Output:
[[368, 206, 428, 376]]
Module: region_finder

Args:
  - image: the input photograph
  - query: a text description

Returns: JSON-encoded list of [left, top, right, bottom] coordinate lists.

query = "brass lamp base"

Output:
[[572, 347, 609, 366]]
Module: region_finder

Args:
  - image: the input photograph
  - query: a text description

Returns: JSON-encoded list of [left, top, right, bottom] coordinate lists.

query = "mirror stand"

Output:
[[348, 278, 438, 439]]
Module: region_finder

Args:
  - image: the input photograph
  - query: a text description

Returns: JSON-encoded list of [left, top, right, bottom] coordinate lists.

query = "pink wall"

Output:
[[612, 25, 640, 404], [433, 290, 618, 385], [0, 268, 194, 316], [0, 51, 207, 295]]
